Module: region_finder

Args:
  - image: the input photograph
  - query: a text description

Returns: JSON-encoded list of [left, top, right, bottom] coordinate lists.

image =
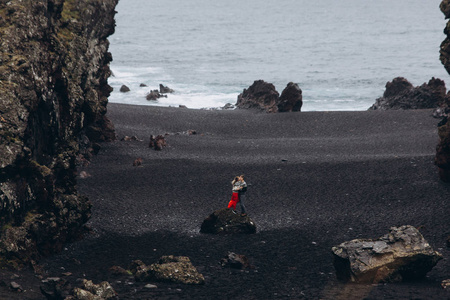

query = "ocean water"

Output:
[[108, 0, 450, 111]]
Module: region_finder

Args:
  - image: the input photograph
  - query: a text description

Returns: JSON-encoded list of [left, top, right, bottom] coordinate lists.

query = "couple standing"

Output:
[[227, 175, 248, 216]]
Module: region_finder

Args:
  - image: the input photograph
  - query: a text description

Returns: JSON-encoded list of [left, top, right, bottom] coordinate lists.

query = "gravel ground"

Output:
[[1, 104, 449, 299]]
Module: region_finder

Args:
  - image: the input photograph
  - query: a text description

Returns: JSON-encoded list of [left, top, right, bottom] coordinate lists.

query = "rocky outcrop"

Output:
[[235, 80, 303, 113], [146, 90, 167, 101], [278, 82, 303, 112], [119, 85, 130, 93], [200, 208, 257, 234], [438, 0, 450, 182], [437, 117, 450, 182], [73, 279, 117, 299], [130, 257, 205, 285], [332, 225, 443, 283], [0, 0, 118, 268], [159, 84, 174, 94], [369, 77, 447, 110]]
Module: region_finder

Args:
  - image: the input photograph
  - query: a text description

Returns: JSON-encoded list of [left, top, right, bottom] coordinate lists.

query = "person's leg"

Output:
[[239, 194, 247, 215]]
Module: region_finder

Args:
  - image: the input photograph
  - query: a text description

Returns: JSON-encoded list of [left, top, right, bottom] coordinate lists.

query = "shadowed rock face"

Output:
[[200, 208, 257, 234], [235, 80, 303, 113], [369, 77, 447, 110], [332, 225, 443, 283], [130, 257, 205, 285], [0, 0, 117, 267], [438, 0, 450, 182]]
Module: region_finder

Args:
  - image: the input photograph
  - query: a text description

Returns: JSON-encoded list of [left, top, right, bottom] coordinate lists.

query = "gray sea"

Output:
[[108, 0, 449, 111]]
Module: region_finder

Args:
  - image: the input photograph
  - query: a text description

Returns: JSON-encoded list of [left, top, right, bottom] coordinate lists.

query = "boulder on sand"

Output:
[[220, 252, 251, 269], [236, 80, 280, 113], [331, 225, 443, 283], [130, 257, 205, 285], [236, 80, 303, 113], [148, 135, 167, 150], [200, 208, 256, 234], [369, 77, 447, 110], [278, 82, 303, 112]]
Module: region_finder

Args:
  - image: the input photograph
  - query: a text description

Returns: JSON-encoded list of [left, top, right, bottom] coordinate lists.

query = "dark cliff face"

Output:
[[438, 0, 450, 182], [0, 0, 117, 267]]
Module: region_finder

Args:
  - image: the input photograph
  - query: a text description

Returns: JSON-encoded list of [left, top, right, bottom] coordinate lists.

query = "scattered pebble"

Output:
[[10, 281, 21, 291], [144, 284, 158, 289]]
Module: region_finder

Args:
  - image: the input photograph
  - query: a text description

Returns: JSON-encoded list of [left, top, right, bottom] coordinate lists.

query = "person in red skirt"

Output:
[[227, 176, 242, 212]]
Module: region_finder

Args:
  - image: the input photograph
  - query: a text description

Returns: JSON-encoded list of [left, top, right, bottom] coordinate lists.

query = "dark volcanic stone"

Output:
[[236, 80, 280, 113], [0, 0, 118, 268], [278, 82, 303, 112], [220, 252, 251, 269], [120, 85, 130, 93], [438, 1, 450, 182], [148, 135, 167, 151], [146, 90, 167, 101], [200, 208, 256, 234], [159, 84, 174, 94], [436, 117, 450, 182], [369, 77, 447, 110]]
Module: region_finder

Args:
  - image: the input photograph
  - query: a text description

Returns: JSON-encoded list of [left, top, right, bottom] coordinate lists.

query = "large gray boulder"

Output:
[[200, 208, 256, 234], [332, 225, 443, 283]]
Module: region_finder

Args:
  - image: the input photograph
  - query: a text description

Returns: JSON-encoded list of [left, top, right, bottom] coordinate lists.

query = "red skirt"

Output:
[[227, 192, 240, 210]]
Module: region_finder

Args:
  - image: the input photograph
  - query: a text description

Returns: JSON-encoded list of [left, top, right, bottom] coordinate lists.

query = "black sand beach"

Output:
[[3, 104, 450, 299]]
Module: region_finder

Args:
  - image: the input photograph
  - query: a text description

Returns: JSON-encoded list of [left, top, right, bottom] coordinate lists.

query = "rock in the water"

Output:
[[159, 84, 174, 94], [146, 90, 167, 101], [220, 252, 251, 269], [332, 225, 443, 283], [369, 77, 447, 110], [222, 103, 235, 110], [278, 82, 303, 112], [140, 83, 148, 87], [130, 257, 205, 285], [119, 85, 130, 93], [236, 80, 280, 113], [200, 208, 257, 234], [148, 135, 167, 150]]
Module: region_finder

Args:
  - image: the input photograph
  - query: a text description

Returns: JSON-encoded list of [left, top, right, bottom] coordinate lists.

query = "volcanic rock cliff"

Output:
[[0, 0, 117, 267], [438, 0, 450, 182]]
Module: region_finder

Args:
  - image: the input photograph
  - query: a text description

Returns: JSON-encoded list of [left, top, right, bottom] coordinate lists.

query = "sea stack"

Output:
[[0, 0, 118, 267]]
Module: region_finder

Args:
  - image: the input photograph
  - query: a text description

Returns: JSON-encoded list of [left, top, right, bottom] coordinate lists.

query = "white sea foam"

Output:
[[109, 0, 449, 111]]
